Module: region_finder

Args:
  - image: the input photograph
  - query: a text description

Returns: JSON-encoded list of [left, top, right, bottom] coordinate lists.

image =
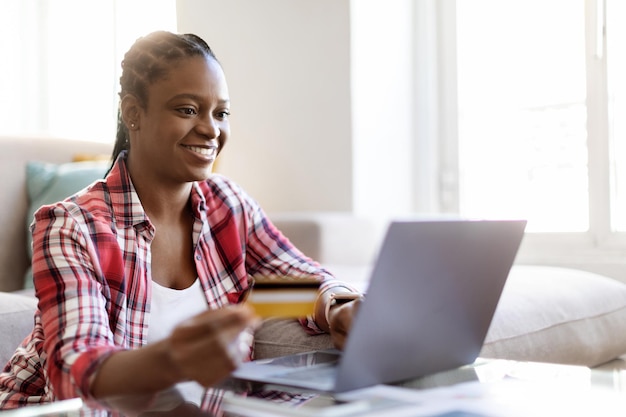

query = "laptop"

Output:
[[230, 219, 527, 393]]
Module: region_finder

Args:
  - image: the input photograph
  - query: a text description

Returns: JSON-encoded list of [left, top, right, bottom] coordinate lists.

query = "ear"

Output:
[[120, 94, 141, 130]]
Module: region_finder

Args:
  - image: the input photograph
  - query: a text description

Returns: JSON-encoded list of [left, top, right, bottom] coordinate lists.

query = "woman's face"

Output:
[[129, 55, 230, 185]]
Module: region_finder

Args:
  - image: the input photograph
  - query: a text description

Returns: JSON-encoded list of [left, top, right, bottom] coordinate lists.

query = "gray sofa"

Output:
[[3, 136, 626, 373]]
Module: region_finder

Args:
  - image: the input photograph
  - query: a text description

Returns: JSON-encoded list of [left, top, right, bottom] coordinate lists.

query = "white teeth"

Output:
[[186, 145, 216, 157]]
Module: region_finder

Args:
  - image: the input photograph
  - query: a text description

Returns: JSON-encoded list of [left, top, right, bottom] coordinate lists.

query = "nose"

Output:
[[196, 114, 219, 139]]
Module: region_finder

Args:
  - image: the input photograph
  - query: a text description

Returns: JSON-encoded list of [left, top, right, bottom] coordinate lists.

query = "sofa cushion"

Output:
[[480, 265, 626, 367], [0, 291, 37, 367], [24, 160, 109, 288]]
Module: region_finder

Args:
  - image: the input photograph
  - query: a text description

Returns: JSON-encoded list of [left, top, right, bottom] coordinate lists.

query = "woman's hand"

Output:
[[168, 304, 260, 387], [90, 304, 260, 401], [327, 298, 362, 350]]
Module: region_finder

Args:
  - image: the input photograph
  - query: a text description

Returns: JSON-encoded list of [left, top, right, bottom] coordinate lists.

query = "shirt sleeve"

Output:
[[31, 203, 123, 401], [236, 184, 359, 334]]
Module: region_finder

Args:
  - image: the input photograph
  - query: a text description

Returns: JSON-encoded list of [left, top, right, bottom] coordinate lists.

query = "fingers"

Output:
[[329, 299, 361, 350], [175, 304, 259, 337], [169, 305, 260, 387]]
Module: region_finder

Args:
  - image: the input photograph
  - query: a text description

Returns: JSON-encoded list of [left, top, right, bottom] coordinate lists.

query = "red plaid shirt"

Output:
[[0, 153, 341, 409]]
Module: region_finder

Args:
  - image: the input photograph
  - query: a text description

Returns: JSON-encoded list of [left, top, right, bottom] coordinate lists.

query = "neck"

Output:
[[126, 161, 194, 223], [139, 186, 193, 223]]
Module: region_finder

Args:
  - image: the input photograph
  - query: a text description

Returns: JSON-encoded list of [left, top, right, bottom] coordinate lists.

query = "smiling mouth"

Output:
[[183, 145, 217, 158]]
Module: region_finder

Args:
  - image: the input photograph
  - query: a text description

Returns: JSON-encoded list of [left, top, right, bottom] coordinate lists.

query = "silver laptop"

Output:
[[230, 219, 527, 393]]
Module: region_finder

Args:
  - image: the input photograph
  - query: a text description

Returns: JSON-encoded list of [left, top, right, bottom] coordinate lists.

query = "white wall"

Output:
[[176, 0, 416, 216]]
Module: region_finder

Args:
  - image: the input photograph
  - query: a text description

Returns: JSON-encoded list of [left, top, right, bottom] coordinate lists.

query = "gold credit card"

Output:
[[245, 276, 321, 318]]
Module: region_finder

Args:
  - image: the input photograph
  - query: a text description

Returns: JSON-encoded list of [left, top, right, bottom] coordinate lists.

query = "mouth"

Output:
[[182, 144, 218, 159]]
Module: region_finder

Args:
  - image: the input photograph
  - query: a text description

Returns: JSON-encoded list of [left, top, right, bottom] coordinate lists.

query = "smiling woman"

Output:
[[0, 30, 361, 412], [110, 33, 229, 191]]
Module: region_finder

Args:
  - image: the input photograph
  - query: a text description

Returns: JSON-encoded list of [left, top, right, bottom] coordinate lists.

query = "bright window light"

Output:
[[456, 0, 588, 232], [0, 0, 176, 142]]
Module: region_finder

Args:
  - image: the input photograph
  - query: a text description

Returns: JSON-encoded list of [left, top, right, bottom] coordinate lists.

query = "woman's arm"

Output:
[[200, 176, 362, 341], [239, 190, 362, 335], [90, 305, 257, 399]]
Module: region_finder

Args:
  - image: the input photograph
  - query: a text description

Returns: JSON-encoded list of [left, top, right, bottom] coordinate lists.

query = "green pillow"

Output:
[[24, 161, 109, 288]]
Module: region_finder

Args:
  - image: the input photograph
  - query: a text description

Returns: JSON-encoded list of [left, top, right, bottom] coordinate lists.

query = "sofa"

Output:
[[2, 136, 626, 374]]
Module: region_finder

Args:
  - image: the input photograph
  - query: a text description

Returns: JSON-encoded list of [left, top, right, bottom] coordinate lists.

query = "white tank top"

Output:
[[147, 278, 207, 343]]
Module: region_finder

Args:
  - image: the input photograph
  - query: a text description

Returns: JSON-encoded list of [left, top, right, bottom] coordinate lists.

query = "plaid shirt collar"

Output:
[[106, 151, 209, 232]]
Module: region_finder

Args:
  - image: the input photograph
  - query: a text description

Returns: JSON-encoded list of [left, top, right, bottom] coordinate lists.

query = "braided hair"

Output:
[[108, 31, 218, 170]]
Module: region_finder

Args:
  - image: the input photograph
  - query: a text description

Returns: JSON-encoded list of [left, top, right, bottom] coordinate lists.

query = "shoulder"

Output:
[[33, 179, 114, 228]]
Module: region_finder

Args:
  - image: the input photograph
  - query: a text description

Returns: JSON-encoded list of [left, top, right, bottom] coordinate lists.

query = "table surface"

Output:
[[4, 358, 626, 417]]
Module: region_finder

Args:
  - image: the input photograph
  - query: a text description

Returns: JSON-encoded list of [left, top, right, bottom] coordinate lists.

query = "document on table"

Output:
[[223, 378, 626, 417]]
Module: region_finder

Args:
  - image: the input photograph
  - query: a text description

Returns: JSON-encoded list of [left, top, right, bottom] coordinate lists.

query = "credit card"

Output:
[[245, 276, 321, 318]]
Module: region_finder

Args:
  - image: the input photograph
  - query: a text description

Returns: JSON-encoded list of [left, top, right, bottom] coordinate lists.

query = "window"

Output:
[[456, 0, 588, 233], [425, 0, 626, 274], [0, 0, 176, 142], [607, 1, 626, 231]]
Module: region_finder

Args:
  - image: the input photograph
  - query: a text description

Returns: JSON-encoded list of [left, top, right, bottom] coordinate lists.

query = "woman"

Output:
[[0, 31, 360, 409]]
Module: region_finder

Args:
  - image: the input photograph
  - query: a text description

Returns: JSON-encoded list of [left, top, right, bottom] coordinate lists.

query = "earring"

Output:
[[130, 123, 136, 129]]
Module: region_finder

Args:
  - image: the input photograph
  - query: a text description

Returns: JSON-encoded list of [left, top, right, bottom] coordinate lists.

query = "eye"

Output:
[[176, 107, 197, 116], [217, 109, 231, 120]]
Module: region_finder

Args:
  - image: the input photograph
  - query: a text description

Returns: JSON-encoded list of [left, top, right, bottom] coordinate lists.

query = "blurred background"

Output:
[[1, 0, 625, 278]]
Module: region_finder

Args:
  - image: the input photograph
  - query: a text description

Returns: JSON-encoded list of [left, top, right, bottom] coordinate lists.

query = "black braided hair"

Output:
[[108, 31, 218, 172]]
